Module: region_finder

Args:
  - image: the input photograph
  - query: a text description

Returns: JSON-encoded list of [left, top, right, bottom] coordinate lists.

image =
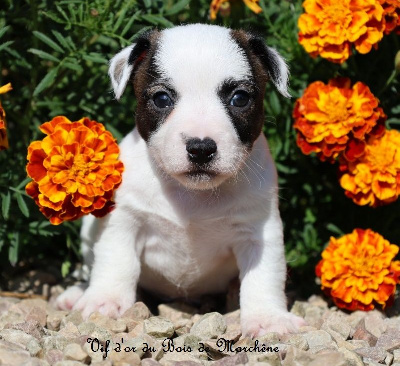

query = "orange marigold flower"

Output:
[[339, 129, 400, 207], [26, 116, 124, 225], [316, 229, 400, 311], [209, 0, 262, 20], [380, 0, 400, 34], [298, 0, 385, 63], [0, 83, 12, 151], [293, 78, 386, 162]]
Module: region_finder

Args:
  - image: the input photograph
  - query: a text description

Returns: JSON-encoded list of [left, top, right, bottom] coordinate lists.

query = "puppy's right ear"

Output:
[[108, 32, 153, 100]]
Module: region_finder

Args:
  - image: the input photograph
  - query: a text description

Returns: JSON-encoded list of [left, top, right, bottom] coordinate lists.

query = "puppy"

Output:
[[56, 23, 306, 337]]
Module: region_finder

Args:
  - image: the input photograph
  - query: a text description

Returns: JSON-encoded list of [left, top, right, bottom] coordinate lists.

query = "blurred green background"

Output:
[[0, 0, 399, 297]]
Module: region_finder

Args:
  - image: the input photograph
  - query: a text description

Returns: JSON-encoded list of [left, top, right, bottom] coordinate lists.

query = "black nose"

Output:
[[186, 137, 217, 165]]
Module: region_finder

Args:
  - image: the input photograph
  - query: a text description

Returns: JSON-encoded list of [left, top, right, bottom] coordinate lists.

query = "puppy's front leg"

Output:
[[234, 221, 306, 337], [73, 208, 140, 319]]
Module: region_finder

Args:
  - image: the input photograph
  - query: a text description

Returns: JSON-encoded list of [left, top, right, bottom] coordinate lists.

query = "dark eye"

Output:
[[230, 91, 250, 108], [153, 92, 173, 109]]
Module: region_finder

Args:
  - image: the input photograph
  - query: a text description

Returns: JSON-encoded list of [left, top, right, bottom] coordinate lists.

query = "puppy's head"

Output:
[[109, 24, 289, 190]]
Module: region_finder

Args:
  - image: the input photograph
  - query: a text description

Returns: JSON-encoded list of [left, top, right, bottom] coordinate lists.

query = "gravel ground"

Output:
[[0, 288, 400, 366]]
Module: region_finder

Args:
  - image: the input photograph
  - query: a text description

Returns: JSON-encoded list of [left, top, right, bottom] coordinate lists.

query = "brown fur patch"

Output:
[[226, 30, 270, 146], [230, 30, 269, 88], [130, 30, 169, 142]]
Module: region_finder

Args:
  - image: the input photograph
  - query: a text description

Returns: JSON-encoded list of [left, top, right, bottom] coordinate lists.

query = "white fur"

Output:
[[56, 24, 305, 336], [108, 44, 135, 100], [266, 46, 291, 98]]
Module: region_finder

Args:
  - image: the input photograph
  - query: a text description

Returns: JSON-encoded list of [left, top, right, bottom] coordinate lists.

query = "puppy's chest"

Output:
[[139, 213, 239, 259], [137, 213, 242, 287]]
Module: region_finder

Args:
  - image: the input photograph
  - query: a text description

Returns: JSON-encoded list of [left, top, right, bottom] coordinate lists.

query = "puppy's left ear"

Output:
[[108, 30, 155, 100], [248, 36, 291, 98]]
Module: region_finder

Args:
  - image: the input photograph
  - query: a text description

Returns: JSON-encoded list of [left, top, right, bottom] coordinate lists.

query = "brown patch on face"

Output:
[[132, 30, 161, 97], [224, 30, 270, 146], [233, 30, 289, 97], [230, 30, 269, 87], [129, 30, 174, 142]]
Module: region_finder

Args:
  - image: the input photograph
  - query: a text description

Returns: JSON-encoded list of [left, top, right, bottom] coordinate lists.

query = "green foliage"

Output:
[[0, 0, 399, 290]]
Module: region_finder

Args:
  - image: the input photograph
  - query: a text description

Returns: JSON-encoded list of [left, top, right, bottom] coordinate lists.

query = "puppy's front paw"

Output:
[[242, 311, 307, 337], [55, 284, 86, 311], [73, 287, 135, 319]]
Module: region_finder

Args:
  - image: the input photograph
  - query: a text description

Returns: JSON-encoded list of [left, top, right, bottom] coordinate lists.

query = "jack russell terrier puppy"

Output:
[[56, 23, 306, 337]]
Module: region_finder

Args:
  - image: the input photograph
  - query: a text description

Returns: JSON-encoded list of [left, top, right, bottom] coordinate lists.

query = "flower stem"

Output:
[[378, 70, 398, 96]]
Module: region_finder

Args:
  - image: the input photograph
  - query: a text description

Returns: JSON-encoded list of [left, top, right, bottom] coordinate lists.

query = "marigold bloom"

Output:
[[316, 229, 400, 311], [26, 116, 124, 225], [293, 78, 386, 161], [298, 0, 385, 63], [380, 0, 400, 34], [209, 0, 262, 20], [0, 83, 12, 151], [339, 129, 400, 206], [293, 78, 386, 162]]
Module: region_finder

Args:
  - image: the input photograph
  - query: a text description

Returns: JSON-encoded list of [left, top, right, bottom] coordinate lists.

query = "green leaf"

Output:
[[276, 162, 297, 174], [0, 40, 14, 52], [82, 53, 108, 64], [3, 46, 24, 62], [16, 193, 29, 218], [140, 14, 173, 28], [79, 104, 96, 115], [77, 3, 83, 22], [56, 4, 71, 23], [33, 67, 58, 96], [303, 224, 317, 247], [326, 223, 344, 236], [0, 25, 10, 40], [65, 36, 76, 51], [28, 48, 60, 62], [268, 91, 281, 115], [304, 208, 316, 224], [68, 3, 77, 23], [121, 11, 141, 37], [387, 118, 400, 126], [302, 183, 313, 195], [165, 0, 190, 15], [29, 220, 57, 237], [391, 105, 400, 114], [113, 7, 129, 32], [286, 249, 307, 267], [33, 31, 64, 53], [1, 191, 10, 220], [41, 10, 66, 24], [51, 30, 71, 50], [15, 177, 32, 190], [61, 260, 71, 277], [62, 61, 83, 73], [9, 233, 19, 266]]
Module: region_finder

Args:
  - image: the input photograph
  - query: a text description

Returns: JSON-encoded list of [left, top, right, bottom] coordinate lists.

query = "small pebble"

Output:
[[190, 312, 227, 339], [143, 316, 175, 338]]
